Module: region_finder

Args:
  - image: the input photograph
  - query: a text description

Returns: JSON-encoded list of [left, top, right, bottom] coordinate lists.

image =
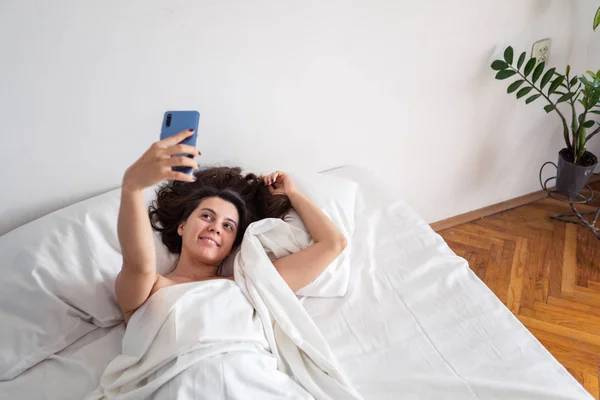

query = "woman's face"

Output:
[[178, 197, 240, 266]]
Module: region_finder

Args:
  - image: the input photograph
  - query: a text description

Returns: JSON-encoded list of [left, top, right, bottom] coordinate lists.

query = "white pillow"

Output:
[[283, 171, 357, 297], [0, 189, 123, 381], [0, 170, 357, 380], [217, 171, 358, 298], [0, 186, 176, 381]]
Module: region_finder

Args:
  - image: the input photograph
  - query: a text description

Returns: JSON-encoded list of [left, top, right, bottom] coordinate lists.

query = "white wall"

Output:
[[1, 0, 600, 235]]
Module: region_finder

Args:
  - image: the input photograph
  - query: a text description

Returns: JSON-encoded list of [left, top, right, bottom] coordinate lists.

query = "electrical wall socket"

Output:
[[532, 38, 551, 64]]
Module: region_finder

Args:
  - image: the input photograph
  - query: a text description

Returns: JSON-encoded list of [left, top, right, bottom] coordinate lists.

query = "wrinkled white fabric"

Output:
[[234, 218, 362, 400], [85, 217, 360, 400], [85, 279, 314, 399], [1, 167, 592, 400]]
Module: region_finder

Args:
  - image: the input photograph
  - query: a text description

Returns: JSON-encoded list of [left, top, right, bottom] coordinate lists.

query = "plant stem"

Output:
[[565, 70, 579, 142], [509, 65, 571, 150], [573, 92, 592, 163], [585, 126, 600, 145]]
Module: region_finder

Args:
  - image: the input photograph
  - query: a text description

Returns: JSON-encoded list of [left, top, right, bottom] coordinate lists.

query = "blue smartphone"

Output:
[[160, 110, 200, 174]]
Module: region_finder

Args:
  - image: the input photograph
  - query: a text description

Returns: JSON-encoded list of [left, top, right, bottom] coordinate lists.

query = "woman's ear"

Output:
[[177, 221, 186, 236]]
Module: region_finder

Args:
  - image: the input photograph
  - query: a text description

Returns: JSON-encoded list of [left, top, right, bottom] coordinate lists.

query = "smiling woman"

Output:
[[148, 166, 292, 254], [112, 129, 295, 325], [117, 175, 293, 323], [96, 130, 352, 398]]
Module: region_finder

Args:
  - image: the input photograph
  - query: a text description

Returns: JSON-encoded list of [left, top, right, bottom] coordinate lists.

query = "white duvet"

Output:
[[87, 218, 360, 400]]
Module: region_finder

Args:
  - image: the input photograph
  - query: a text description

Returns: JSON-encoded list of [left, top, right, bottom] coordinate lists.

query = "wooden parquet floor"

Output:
[[438, 181, 600, 399]]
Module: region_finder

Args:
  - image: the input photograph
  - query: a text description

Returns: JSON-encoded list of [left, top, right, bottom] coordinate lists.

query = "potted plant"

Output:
[[491, 46, 599, 194]]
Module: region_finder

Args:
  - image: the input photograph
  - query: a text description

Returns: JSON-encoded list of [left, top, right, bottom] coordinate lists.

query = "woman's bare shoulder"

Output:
[[151, 273, 180, 294], [123, 274, 176, 324]]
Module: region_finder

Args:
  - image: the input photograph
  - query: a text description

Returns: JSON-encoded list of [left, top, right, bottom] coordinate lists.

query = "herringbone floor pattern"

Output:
[[438, 182, 600, 399]]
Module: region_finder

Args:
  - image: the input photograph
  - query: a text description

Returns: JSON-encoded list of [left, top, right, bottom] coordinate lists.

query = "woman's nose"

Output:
[[208, 225, 221, 234]]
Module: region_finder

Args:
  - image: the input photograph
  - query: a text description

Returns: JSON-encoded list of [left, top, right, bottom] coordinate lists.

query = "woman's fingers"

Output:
[[164, 156, 199, 169], [166, 170, 196, 182], [263, 171, 285, 186], [159, 129, 195, 147], [164, 143, 200, 157], [265, 174, 274, 186]]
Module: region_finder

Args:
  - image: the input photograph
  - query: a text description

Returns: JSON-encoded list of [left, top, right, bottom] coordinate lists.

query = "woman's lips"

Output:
[[198, 236, 220, 247]]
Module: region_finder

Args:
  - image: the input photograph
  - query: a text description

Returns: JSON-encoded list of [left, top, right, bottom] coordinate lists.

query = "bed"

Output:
[[0, 166, 592, 399]]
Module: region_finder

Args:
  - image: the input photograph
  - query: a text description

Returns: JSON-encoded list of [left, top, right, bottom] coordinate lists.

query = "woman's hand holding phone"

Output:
[[122, 129, 200, 193]]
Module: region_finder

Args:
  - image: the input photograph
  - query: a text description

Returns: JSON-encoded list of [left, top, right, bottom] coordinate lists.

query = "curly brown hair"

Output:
[[148, 167, 292, 254]]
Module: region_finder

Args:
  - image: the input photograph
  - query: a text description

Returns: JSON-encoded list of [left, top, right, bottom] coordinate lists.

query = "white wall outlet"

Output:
[[532, 38, 551, 64]]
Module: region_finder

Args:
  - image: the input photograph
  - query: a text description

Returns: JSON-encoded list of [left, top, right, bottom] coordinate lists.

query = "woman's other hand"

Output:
[[263, 171, 298, 197], [122, 129, 200, 193]]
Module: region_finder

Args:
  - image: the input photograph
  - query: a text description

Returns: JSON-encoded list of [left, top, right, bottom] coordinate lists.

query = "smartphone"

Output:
[[160, 110, 200, 174]]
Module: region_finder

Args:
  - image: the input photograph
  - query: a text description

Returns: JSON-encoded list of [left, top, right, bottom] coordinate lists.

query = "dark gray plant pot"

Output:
[[555, 148, 598, 194]]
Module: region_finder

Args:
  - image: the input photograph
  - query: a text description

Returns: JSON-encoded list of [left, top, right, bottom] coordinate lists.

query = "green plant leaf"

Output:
[[583, 120, 595, 128], [589, 92, 600, 107], [531, 62, 545, 84], [495, 70, 517, 80], [491, 60, 508, 70], [579, 76, 592, 87], [544, 104, 555, 113], [503, 47, 514, 64], [589, 110, 600, 115], [595, 7, 600, 30], [517, 52, 526, 69], [587, 70, 599, 80], [557, 92, 576, 103], [548, 76, 565, 94], [525, 94, 542, 104], [516, 86, 534, 99], [507, 79, 525, 93], [524, 58, 537, 76], [553, 91, 567, 95], [569, 76, 578, 87], [540, 68, 556, 89]]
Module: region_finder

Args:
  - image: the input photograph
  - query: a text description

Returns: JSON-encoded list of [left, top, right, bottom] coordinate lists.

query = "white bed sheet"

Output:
[[306, 167, 592, 400], [1, 325, 124, 399], [0, 166, 592, 400]]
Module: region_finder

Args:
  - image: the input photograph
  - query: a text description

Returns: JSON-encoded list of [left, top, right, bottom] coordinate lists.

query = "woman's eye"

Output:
[[224, 223, 233, 230], [202, 214, 212, 220]]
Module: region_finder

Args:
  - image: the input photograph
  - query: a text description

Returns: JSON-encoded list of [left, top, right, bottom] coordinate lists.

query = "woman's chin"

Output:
[[190, 248, 225, 266]]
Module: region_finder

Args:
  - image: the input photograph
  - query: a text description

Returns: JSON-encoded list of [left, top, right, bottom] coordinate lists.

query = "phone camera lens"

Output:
[[166, 113, 172, 127]]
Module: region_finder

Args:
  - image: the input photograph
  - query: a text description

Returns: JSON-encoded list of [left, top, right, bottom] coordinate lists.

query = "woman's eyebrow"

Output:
[[200, 208, 238, 227], [224, 218, 238, 227]]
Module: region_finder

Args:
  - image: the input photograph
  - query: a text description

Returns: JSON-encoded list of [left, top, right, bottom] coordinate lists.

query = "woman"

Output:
[[116, 128, 347, 323], [94, 128, 348, 398]]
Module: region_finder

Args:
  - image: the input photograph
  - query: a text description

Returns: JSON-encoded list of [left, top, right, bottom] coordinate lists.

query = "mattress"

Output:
[[0, 166, 591, 400]]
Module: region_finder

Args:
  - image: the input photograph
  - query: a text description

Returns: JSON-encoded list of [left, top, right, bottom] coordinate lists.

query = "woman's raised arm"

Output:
[[263, 171, 347, 292], [115, 129, 199, 315]]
